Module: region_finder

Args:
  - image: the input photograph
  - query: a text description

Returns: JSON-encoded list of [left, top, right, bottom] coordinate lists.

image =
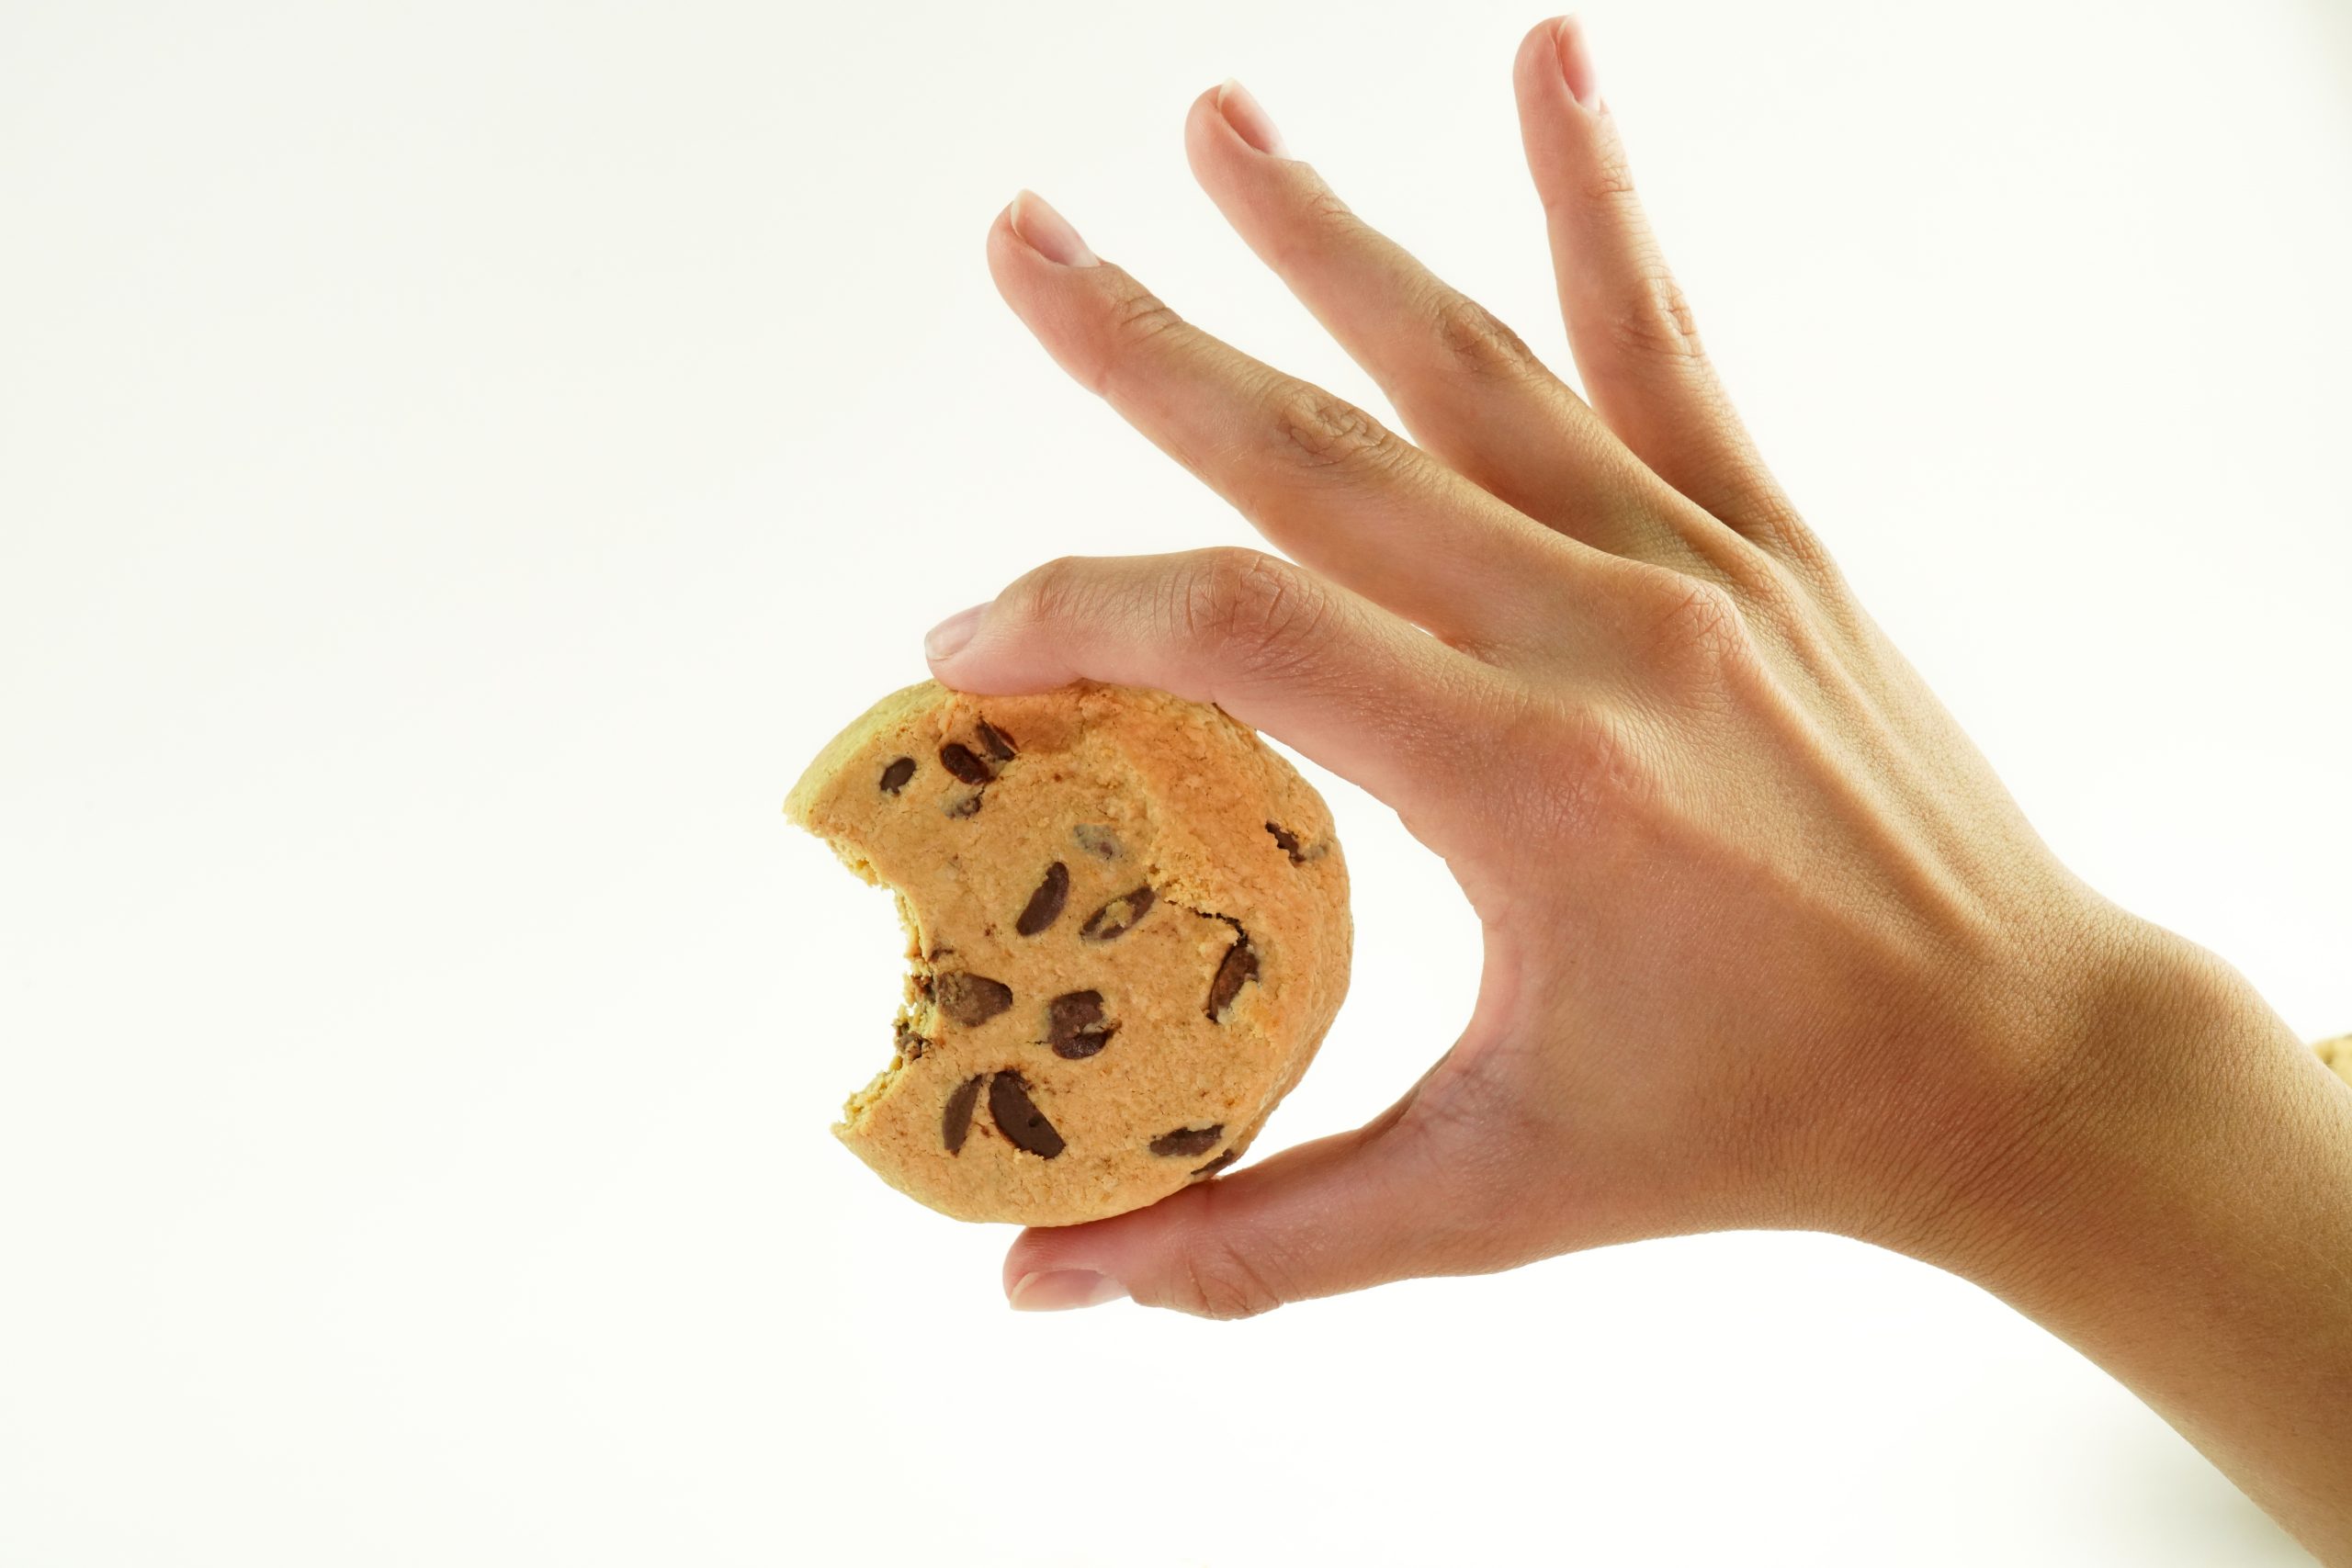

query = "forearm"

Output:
[[1920, 940, 2352, 1562]]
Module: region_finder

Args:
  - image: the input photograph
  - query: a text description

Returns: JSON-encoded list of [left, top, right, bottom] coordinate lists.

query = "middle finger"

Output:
[[986, 191, 1605, 656]]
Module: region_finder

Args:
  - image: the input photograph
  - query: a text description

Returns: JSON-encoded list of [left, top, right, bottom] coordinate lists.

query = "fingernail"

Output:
[[1009, 1269, 1128, 1312], [924, 603, 989, 662], [1009, 190, 1098, 267], [1216, 78, 1289, 157], [1554, 16, 1600, 109]]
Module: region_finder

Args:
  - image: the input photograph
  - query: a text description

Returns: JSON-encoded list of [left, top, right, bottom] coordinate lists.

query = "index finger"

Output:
[[925, 546, 1531, 851]]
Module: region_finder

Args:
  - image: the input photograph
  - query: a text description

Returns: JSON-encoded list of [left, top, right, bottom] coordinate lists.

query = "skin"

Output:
[[919, 17, 2352, 1558]]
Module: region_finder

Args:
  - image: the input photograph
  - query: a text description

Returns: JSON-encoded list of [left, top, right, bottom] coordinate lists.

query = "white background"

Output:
[[4, 0, 2347, 1562]]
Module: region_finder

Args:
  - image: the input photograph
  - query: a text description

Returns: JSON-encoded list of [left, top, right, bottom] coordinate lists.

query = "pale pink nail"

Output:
[[924, 603, 989, 662], [1555, 16, 1600, 109], [1009, 190, 1098, 267], [1009, 1269, 1128, 1312], [1216, 78, 1290, 157]]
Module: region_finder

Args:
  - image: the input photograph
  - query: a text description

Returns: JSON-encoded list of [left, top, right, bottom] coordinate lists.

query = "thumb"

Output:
[[1001, 1102, 1482, 1319]]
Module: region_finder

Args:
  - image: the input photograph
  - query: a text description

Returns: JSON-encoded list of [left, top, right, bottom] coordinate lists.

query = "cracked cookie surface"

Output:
[[786, 679, 1351, 1225]]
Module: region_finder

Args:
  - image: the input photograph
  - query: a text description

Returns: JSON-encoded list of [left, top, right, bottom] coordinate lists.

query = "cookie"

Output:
[[785, 679, 1351, 1225], [2319, 1033, 2352, 1090]]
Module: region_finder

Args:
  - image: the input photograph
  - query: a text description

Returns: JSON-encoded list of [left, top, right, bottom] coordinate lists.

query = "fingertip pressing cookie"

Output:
[[785, 680, 1351, 1225]]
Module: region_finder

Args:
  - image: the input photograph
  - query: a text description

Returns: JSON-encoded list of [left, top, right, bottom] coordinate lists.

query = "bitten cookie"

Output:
[[785, 680, 1351, 1226]]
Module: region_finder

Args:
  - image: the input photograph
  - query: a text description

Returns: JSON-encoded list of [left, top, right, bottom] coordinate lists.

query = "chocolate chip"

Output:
[[1206, 933, 1259, 1021], [934, 971, 1013, 1026], [943, 792, 983, 818], [943, 1075, 984, 1154], [1047, 990, 1102, 1032], [989, 1072, 1065, 1158], [976, 720, 1016, 762], [1080, 886, 1156, 942], [1191, 1149, 1240, 1179], [1015, 862, 1069, 937], [879, 756, 916, 795], [1045, 989, 1115, 1059], [894, 1018, 928, 1061], [1071, 824, 1123, 860], [1149, 1124, 1225, 1158], [1264, 822, 1306, 863], [939, 742, 994, 785]]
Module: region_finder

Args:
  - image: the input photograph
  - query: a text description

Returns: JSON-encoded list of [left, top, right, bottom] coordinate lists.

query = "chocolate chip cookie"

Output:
[[785, 680, 1351, 1225]]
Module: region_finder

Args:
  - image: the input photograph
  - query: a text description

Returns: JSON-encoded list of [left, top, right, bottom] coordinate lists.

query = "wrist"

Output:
[[1859, 911, 2303, 1292], [1858, 913, 2352, 1558]]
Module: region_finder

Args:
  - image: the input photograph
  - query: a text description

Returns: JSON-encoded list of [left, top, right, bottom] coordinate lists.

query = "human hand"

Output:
[[922, 19, 2303, 1320]]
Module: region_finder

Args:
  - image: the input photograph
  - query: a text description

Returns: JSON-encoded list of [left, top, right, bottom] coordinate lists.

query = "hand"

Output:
[[922, 22, 2352, 1552], [922, 17, 2352, 1551]]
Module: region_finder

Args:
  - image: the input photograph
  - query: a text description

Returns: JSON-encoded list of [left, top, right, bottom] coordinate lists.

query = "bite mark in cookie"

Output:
[[785, 680, 1352, 1225]]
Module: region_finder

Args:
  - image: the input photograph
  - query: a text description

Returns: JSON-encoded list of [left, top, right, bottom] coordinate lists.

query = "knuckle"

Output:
[[1009, 553, 1094, 628], [1173, 547, 1331, 681], [1645, 575, 1755, 682], [1091, 286, 1186, 393], [1295, 181, 1360, 236], [1264, 182, 1368, 278], [1605, 268, 1704, 364], [1165, 1234, 1290, 1321], [1105, 286, 1183, 345], [1579, 141, 1641, 208], [1262, 383, 1405, 477], [1427, 290, 1539, 386]]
